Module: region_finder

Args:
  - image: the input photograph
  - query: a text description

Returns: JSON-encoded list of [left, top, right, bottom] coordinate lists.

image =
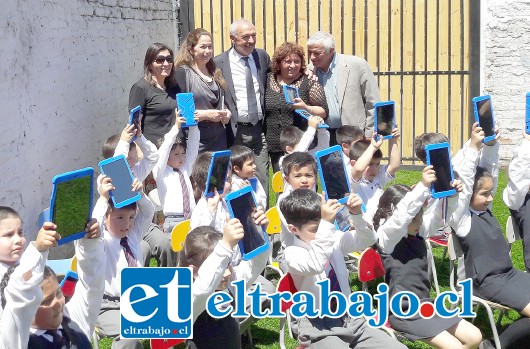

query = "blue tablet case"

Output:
[[315, 145, 351, 204], [128, 105, 141, 143], [425, 142, 456, 199], [204, 150, 231, 197], [98, 155, 141, 208], [283, 85, 299, 104], [472, 95, 496, 143], [49, 167, 94, 245], [526, 92, 530, 135], [225, 186, 269, 260], [177, 93, 198, 127], [295, 109, 329, 129], [374, 101, 396, 140]]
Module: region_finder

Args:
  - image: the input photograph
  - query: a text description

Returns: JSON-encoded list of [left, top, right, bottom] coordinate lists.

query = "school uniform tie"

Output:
[[242, 56, 259, 125], [175, 168, 191, 219], [44, 329, 65, 348], [328, 262, 342, 312], [120, 237, 137, 267]]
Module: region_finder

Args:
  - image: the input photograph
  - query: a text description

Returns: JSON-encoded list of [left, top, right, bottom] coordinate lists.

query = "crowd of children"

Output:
[[1, 101, 530, 349]]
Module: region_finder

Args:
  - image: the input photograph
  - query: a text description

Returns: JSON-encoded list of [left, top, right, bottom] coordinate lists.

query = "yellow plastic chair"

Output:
[[170, 219, 191, 252], [272, 171, 284, 193], [264, 207, 284, 278]]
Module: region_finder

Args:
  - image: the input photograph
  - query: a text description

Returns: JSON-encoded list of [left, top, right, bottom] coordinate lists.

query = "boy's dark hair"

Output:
[[102, 134, 121, 159], [0, 206, 21, 223], [372, 184, 411, 231], [282, 152, 317, 177], [472, 166, 493, 198], [191, 152, 213, 192], [156, 135, 187, 152], [349, 139, 383, 161], [336, 125, 364, 145], [280, 189, 321, 229], [413, 133, 450, 164], [280, 126, 304, 151], [230, 145, 254, 170], [180, 226, 222, 268]]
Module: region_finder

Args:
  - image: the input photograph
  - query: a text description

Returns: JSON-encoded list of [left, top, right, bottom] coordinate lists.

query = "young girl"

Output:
[[374, 167, 482, 349], [180, 212, 270, 349], [0, 207, 102, 349], [450, 124, 530, 317]]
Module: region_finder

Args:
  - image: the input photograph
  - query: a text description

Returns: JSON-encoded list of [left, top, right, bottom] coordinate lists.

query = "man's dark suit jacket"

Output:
[[214, 48, 271, 146]]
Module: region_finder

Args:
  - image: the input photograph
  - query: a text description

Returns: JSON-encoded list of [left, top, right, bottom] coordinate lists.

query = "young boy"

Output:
[[152, 115, 199, 233], [93, 175, 154, 349], [104, 122, 174, 267], [349, 129, 401, 222], [503, 133, 530, 271], [280, 188, 406, 349], [336, 125, 364, 177], [278, 115, 330, 172], [230, 145, 267, 209]]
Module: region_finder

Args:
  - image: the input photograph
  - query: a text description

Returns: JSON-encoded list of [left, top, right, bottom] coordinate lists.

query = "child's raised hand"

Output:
[[484, 126, 501, 146], [370, 132, 384, 149], [97, 174, 114, 200], [84, 218, 101, 239], [120, 123, 137, 143], [253, 206, 269, 227], [421, 165, 436, 188], [131, 178, 143, 192], [391, 127, 401, 139], [35, 222, 60, 252], [175, 114, 186, 129], [222, 218, 244, 249], [470, 122, 485, 150], [207, 189, 221, 213], [524, 132, 530, 141], [308, 115, 320, 129], [321, 192, 341, 223], [451, 179, 463, 195], [344, 193, 364, 215]]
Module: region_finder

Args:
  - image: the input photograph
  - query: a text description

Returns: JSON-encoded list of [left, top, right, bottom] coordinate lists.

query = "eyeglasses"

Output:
[[154, 55, 173, 64]]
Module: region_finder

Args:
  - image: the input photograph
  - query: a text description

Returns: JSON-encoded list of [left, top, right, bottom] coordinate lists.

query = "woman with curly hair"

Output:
[[264, 42, 328, 172]]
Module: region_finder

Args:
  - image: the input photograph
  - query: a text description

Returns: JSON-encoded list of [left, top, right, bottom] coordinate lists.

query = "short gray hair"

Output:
[[307, 31, 335, 52], [229, 18, 254, 37]]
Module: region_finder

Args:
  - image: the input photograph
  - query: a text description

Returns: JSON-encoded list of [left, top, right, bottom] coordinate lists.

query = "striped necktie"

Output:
[[120, 237, 137, 267], [328, 262, 342, 312], [175, 168, 191, 219]]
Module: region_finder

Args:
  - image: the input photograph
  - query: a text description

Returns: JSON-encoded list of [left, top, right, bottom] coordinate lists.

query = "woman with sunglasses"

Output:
[[129, 42, 179, 144], [174, 28, 230, 152]]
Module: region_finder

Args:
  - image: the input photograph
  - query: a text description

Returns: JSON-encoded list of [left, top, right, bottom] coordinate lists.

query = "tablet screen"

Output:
[[476, 99, 495, 138], [228, 192, 266, 255], [376, 104, 394, 137], [52, 175, 91, 238], [320, 150, 349, 201], [101, 159, 137, 204], [206, 154, 231, 194], [429, 147, 453, 194], [130, 106, 141, 126]]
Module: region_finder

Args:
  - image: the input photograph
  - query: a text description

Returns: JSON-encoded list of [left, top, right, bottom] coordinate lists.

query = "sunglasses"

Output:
[[154, 55, 174, 64]]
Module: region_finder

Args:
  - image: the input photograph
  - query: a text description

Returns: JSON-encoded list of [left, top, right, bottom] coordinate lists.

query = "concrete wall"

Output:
[[0, 0, 176, 240], [481, 0, 530, 161]]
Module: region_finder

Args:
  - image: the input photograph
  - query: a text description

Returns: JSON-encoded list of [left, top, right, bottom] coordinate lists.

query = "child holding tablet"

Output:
[[349, 128, 401, 222], [153, 115, 200, 233], [180, 214, 270, 349], [93, 175, 154, 349], [280, 189, 404, 349], [374, 168, 482, 349], [229, 145, 267, 209]]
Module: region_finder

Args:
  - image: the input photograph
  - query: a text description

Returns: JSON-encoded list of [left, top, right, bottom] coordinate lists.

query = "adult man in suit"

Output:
[[307, 31, 380, 144], [214, 18, 270, 193]]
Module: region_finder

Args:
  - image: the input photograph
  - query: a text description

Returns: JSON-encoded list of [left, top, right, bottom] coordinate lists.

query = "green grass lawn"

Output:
[[97, 168, 522, 349]]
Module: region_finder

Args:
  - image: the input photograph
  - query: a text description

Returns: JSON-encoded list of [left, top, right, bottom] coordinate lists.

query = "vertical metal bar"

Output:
[[341, 0, 345, 51], [387, 0, 391, 101], [435, 0, 439, 133], [376, 0, 380, 88], [364, 0, 368, 61], [469, 0, 481, 142], [284, 0, 288, 43], [400, 0, 404, 153], [448, 0, 452, 142], [460, 0, 465, 147], [412, 0, 416, 164], [423, 0, 427, 129], [352, 0, 356, 56]]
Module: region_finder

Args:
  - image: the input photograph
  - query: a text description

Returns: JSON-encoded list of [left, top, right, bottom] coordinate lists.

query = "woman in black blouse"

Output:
[[264, 42, 328, 172], [174, 28, 230, 152], [129, 42, 178, 144]]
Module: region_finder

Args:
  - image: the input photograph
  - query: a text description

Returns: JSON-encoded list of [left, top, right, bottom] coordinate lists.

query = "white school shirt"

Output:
[[448, 143, 499, 238], [230, 174, 267, 210], [284, 218, 376, 310], [92, 194, 155, 297], [192, 239, 270, 324], [114, 134, 159, 182], [350, 164, 394, 223], [152, 126, 199, 216], [503, 139, 530, 210], [229, 48, 263, 123], [377, 182, 431, 254]]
